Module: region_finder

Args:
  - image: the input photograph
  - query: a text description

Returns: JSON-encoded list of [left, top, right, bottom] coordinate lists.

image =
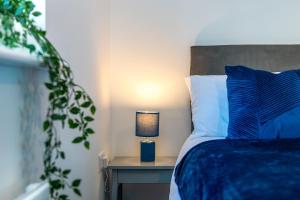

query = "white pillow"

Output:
[[185, 75, 228, 137]]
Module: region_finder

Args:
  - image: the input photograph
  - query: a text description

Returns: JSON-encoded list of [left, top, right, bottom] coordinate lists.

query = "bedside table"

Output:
[[108, 156, 176, 200]]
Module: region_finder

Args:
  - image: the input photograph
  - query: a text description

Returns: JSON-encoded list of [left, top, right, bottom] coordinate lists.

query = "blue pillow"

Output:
[[226, 65, 300, 139]]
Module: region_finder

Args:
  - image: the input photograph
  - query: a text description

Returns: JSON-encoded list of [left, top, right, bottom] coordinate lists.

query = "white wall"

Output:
[[110, 0, 300, 157], [46, 0, 111, 199]]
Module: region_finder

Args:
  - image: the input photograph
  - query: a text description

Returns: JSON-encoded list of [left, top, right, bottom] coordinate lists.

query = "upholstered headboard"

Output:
[[189, 45, 300, 131], [190, 45, 300, 75]]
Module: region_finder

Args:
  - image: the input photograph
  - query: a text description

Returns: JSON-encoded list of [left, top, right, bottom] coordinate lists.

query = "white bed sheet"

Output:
[[169, 133, 225, 200]]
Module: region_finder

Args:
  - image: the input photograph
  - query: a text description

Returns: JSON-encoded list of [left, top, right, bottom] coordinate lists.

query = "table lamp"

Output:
[[136, 111, 159, 162]]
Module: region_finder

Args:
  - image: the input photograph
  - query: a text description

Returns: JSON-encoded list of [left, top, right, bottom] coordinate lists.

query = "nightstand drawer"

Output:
[[108, 157, 176, 200], [117, 169, 173, 184]]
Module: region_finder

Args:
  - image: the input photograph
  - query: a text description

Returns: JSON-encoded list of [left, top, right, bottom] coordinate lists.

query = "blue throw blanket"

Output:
[[175, 139, 300, 200]]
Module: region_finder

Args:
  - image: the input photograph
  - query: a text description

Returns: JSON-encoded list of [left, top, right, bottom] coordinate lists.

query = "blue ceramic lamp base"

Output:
[[140, 141, 155, 162]]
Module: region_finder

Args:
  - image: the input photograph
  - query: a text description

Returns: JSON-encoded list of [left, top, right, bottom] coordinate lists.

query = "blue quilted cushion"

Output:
[[226, 65, 300, 139]]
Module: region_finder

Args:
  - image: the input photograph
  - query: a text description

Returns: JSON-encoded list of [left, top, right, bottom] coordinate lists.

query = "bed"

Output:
[[170, 45, 300, 200]]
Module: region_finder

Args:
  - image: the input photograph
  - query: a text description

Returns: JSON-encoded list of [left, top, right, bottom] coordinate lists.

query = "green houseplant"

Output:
[[0, 0, 96, 199]]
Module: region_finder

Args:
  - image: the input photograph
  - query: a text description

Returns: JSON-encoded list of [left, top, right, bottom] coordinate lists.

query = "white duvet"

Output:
[[169, 133, 225, 200]]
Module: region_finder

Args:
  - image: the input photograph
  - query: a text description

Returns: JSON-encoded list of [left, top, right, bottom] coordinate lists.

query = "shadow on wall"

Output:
[[19, 68, 47, 188], [195, 2, 300, 45], [0, 66, 47, 199]]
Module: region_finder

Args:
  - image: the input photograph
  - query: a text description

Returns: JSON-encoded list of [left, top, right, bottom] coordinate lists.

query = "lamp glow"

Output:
[[136, 83, 162, 106]]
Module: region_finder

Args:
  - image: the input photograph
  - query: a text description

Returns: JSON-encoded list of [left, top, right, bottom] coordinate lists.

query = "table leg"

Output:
[[111, 170, 118, 200]]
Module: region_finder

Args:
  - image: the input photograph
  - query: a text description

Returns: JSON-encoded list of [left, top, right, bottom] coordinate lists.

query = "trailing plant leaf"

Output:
[[62, 169, 71, 176], [73, 188, 82, 197], [60, 151, 65, 160], [80, 101, 92, 108], [68, 118, 79, 129], [85, 128, 95, 135], [84, 116, 94, 122], [72, 137, 84, 144], [90, 105, 96, 115], [45, 82, 54, 90], [72, 179, 81, 187], [84, 141, 90, 150], [70, 106, 80, 115], [32, 11, 41, 16], [43, 120, 50, 131], [0, 1, 96, 199], [58, 194, 68, 200], [75, 91, 82, 100]]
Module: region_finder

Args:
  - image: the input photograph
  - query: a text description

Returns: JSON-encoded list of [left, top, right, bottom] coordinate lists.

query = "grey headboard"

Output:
[[190, 45, 300, 75], [189, 45, 300, 131]]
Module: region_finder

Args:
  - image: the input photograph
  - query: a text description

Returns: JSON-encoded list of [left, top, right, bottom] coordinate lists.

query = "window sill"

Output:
[[0, 47, 46, 70]]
